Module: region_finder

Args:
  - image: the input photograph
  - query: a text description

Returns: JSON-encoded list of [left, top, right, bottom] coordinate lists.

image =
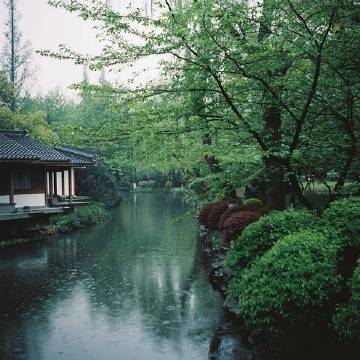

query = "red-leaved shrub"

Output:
[[222, 208, 268, 245], [218, 204, 246, 230], [198, 202, 215, 226], [207, 201, 229, 230], [198, 201, 229, 229]]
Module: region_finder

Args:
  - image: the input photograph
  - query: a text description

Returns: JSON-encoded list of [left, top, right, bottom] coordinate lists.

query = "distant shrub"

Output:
[[243, 197, 263, 209], [221, 208, 266, 245], [137, 180, 158, 188], [233, 230, 341, 334], [164, 181, 173, 189], [51, 203, 109, 234], [322, 197, 360, 247], [207, 201, 229, 230], [333, 261, 360, 341], [225, 209, 318, 273]]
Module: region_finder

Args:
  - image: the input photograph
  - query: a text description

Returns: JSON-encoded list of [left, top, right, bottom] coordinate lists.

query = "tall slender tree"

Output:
[[1, 0, 32, 110]]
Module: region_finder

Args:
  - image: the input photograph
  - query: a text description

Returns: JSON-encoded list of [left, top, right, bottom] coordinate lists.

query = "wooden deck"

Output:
[[0, 206, 70, 222], [0, 196, 92, 222]]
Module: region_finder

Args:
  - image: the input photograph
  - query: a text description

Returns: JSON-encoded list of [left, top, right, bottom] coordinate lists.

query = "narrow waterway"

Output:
[[0, 193, 252, 360]]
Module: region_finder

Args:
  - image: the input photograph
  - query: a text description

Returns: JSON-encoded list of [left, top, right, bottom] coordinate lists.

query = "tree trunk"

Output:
[[203, 133, 222, 174], [258, 0, 286, 210], [10, 0, 16, 110], [335, 144, 356, 192], [263, 106, 286, 210], [335, 88, 357, 192]]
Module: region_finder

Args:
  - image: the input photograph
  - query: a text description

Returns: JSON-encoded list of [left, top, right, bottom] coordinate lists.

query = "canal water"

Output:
[[0, 193, 251, 360]]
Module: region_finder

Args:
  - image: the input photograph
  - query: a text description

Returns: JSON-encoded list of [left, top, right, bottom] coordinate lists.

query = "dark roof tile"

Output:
[[54, 147, 97, 166], [7, 134, 69, 162], [0, 130, 96, 166], [0, 134, 39, 160]]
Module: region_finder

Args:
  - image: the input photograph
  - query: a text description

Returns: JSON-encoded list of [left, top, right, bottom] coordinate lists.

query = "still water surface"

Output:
[[0, 193, 238, 360]]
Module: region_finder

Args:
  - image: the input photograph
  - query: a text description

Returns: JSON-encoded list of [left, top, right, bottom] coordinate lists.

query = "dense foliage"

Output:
[[40, 0, 360, 210], [322, 197, 360, 247], [333, 261, 360, 341], [50, 203, 110, 234], [234, 230, 341, 333], [225, 209, 318, 274], [242, 198, 264, 210], [75, 164, 122, 208], [222, 198, 360, 348]]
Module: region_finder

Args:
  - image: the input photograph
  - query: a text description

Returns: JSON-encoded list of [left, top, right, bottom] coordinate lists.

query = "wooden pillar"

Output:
[[9, 166, 15, 205], [49, 171, 53, 198], [61, 171, 65, 196], [68, 168, 73, 203], [54, 171, 58, 196], [73, 168, 76, 196], [45, 168, 48, 206]]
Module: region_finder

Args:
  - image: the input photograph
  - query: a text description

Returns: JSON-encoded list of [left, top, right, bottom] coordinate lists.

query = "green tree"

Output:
[[42, 0, 360, 208], [1, 0, 32, 110]]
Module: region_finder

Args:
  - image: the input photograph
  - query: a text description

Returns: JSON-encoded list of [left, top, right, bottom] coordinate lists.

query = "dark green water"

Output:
[[0, 193, 245, 360]]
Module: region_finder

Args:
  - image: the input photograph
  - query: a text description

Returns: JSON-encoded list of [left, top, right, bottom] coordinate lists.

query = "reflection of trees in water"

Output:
[[0, 193, 223, 359], [74, 193, 222, 346]]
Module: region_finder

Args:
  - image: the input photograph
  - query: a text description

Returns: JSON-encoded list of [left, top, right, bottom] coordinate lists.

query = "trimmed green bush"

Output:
[[51, 203, 110, 234], [243, 197, 263, 209], [137, 180, 158, 188], [225, 209, 318, 273], [333, 261, 360, 341], [322, 197, 360, 247], [233, 230, 341, 333]]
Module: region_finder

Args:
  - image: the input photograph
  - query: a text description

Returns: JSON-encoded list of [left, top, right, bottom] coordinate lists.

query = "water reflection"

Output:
[[0, 193, 226, 360]]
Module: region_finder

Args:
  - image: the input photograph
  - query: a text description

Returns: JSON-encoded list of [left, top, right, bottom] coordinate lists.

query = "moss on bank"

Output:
[[50, 203, 110, 235]]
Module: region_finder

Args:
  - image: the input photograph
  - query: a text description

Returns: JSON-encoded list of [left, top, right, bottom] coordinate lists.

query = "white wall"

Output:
[[72, 169, 76, 196], [47, 172, 50, 194], [0, 195, 10, 203], [63, 170, 69, 196], [14, 194, 46, 208], [61, 170, 75, 196], [56, 172, 62, 195]]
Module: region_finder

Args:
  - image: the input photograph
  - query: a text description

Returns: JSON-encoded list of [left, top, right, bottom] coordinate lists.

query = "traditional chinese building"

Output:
[[0, 129, 96, 222]]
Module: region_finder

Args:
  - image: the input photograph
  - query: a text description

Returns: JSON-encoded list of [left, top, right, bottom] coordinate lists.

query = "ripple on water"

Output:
[[0, 193, 248, 360]]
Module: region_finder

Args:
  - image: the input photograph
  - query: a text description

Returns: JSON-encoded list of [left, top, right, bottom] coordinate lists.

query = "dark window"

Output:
[[15, 170, 32, 191], [0, 166, 10, 195], [14, 168, 44, 193]]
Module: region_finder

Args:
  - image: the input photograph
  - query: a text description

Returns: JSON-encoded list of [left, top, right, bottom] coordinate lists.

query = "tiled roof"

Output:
[[0, 130, 96, 166], [54, 146, 97, 166], [56, 146, 96, 158], [0, 133, 39, 161], [6, 134, 69, 162]]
